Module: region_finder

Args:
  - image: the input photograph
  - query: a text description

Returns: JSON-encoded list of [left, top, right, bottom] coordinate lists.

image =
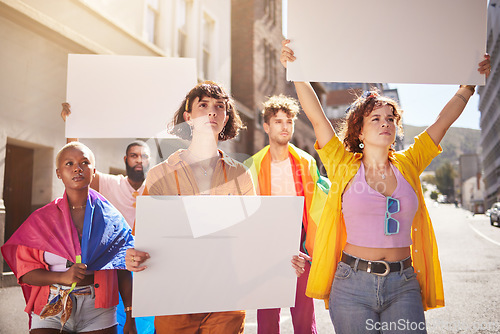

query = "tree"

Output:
[[430, 191, 439, 200], [434, 162, 456, 199], [421, 174, 436, 185]]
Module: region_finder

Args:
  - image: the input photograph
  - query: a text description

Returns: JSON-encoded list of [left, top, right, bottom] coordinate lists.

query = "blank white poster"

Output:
[[132, 195, 304, 317], [287, 0, 487, 85], [66, 55, 197, 138]]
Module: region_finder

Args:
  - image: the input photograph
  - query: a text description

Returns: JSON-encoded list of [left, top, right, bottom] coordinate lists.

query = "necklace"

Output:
[[186, 149, 217, 177], [198, 164, 208, 176], [70, 204, 86, 210], [365, 162, 389, 180]]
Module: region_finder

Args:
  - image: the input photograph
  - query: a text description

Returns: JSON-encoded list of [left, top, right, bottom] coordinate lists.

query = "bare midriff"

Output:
[[343, 243, 411, 262], [77, 274, 94, 286]]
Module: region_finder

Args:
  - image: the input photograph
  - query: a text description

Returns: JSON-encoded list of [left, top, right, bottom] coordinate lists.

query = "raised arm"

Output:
[[61, 103, 100, 190], [280, 40, 335, 148], [61, 103, 79, 144], [426, 54, 491, 146]]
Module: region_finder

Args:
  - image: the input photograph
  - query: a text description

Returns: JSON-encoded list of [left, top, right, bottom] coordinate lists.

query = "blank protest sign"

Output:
[[133, 195, 304, 317], [287, 0, 487, 85], [66, 55, 197, 138]]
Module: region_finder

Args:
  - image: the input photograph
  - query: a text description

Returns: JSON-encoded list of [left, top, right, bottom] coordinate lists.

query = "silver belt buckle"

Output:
[[367, 260, 390, 276]]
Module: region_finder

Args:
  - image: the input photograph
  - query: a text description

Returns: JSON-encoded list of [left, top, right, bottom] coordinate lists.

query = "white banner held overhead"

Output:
[[132, 195, 304, 317], [66, 55, 197, 138], [287, 0, 487, 85]]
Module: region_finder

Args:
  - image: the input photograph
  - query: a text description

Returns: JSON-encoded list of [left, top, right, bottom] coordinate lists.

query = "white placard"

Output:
[[287, 0, 487, 85], [133, 196, 304, 317], [66, 55, 197, 138]]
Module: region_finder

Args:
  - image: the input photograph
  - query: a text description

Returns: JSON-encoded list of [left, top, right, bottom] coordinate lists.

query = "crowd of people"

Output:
[[0, 37, 491, 334]]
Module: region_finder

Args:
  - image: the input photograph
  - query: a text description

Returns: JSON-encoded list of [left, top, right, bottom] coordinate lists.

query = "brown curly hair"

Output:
[[339, 90, 404, 153], [169, 81, 245, 141], [262, 94, 300, 124]]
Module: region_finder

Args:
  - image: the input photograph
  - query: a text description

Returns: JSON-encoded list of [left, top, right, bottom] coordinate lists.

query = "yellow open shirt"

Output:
[[307, 131, 445, 311]]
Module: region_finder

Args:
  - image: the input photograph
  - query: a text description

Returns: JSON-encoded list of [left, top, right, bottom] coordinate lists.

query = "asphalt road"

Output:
[[422, 200, 500, 334], [1, 199, 499, 333]]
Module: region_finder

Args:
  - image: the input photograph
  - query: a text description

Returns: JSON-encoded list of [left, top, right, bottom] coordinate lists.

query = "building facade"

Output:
[[462, 176, 486, 214], [0, 0, 232, 286], [231, 0, 318, 160], [458, 153, 485, 212], [478, 0, 500, 208]]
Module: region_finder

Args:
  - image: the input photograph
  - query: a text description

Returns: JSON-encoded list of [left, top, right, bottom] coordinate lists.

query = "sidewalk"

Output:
[[0, 285, 29, 333]]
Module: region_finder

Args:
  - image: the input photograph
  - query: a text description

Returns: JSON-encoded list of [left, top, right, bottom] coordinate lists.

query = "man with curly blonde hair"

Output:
[[245, 95, 329, 334]]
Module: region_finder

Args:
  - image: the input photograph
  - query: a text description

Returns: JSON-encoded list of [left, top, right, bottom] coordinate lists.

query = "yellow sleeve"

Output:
[[314, 135, 354, 180], [398, 131, 442, 175]]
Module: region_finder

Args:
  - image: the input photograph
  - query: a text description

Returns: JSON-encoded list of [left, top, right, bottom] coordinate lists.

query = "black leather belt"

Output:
[[341, 252, 412, 277]]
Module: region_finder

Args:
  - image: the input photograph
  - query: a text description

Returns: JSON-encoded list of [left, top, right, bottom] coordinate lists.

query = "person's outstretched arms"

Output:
[[426, 54, 491, 146], [280, 39, 335, 148]]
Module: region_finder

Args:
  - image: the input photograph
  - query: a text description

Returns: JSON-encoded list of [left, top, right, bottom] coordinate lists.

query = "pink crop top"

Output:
[[342, 163, 418, 248]]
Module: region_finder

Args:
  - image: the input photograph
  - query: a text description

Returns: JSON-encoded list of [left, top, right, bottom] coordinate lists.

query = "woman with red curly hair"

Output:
[[280, 39, 491, 333]]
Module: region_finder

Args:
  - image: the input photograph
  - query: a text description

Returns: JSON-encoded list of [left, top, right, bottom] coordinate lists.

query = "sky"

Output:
[[282, 1, 483, 130], [387, 84, 481, 130]]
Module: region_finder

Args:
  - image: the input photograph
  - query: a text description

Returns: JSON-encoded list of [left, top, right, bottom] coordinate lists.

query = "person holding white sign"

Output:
[[280, 39, 490, 333], [125, 81, 256, 333], [244, 95, 330, 334]]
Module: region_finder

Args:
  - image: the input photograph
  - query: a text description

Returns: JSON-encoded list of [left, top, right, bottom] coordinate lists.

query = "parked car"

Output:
[[490, 202, 500, 226]]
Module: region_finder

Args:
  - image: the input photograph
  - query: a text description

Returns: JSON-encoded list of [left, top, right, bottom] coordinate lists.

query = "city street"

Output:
[[422, 200, 500, 333], [1, 199, 500, 333]]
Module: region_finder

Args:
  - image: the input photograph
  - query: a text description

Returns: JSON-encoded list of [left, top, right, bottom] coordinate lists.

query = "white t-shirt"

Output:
[[98, 173, 145, 229]]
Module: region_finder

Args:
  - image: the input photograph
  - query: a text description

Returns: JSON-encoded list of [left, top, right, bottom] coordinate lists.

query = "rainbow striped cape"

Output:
[[244, 144, 330, 255]]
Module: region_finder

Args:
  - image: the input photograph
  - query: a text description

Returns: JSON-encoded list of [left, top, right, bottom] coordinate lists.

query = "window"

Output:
[[145, 0, 160, 44], [202, 13, 214, 79], [177, 0, 191, 57], [263, 40, 277, 89], [265, 0, 276, 25]]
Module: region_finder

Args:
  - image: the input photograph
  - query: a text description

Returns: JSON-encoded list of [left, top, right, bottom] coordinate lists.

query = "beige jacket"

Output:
[[146, 149, 255, 196]]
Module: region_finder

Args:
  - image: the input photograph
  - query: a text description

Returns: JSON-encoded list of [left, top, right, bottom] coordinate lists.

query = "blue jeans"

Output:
[[329, 261, 427, 334]]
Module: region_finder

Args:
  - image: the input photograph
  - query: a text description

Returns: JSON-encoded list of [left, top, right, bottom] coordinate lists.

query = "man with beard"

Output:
[[244, 95, 329, 334], [61, 103, 150, 229], [90, 140, 150, 229]]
